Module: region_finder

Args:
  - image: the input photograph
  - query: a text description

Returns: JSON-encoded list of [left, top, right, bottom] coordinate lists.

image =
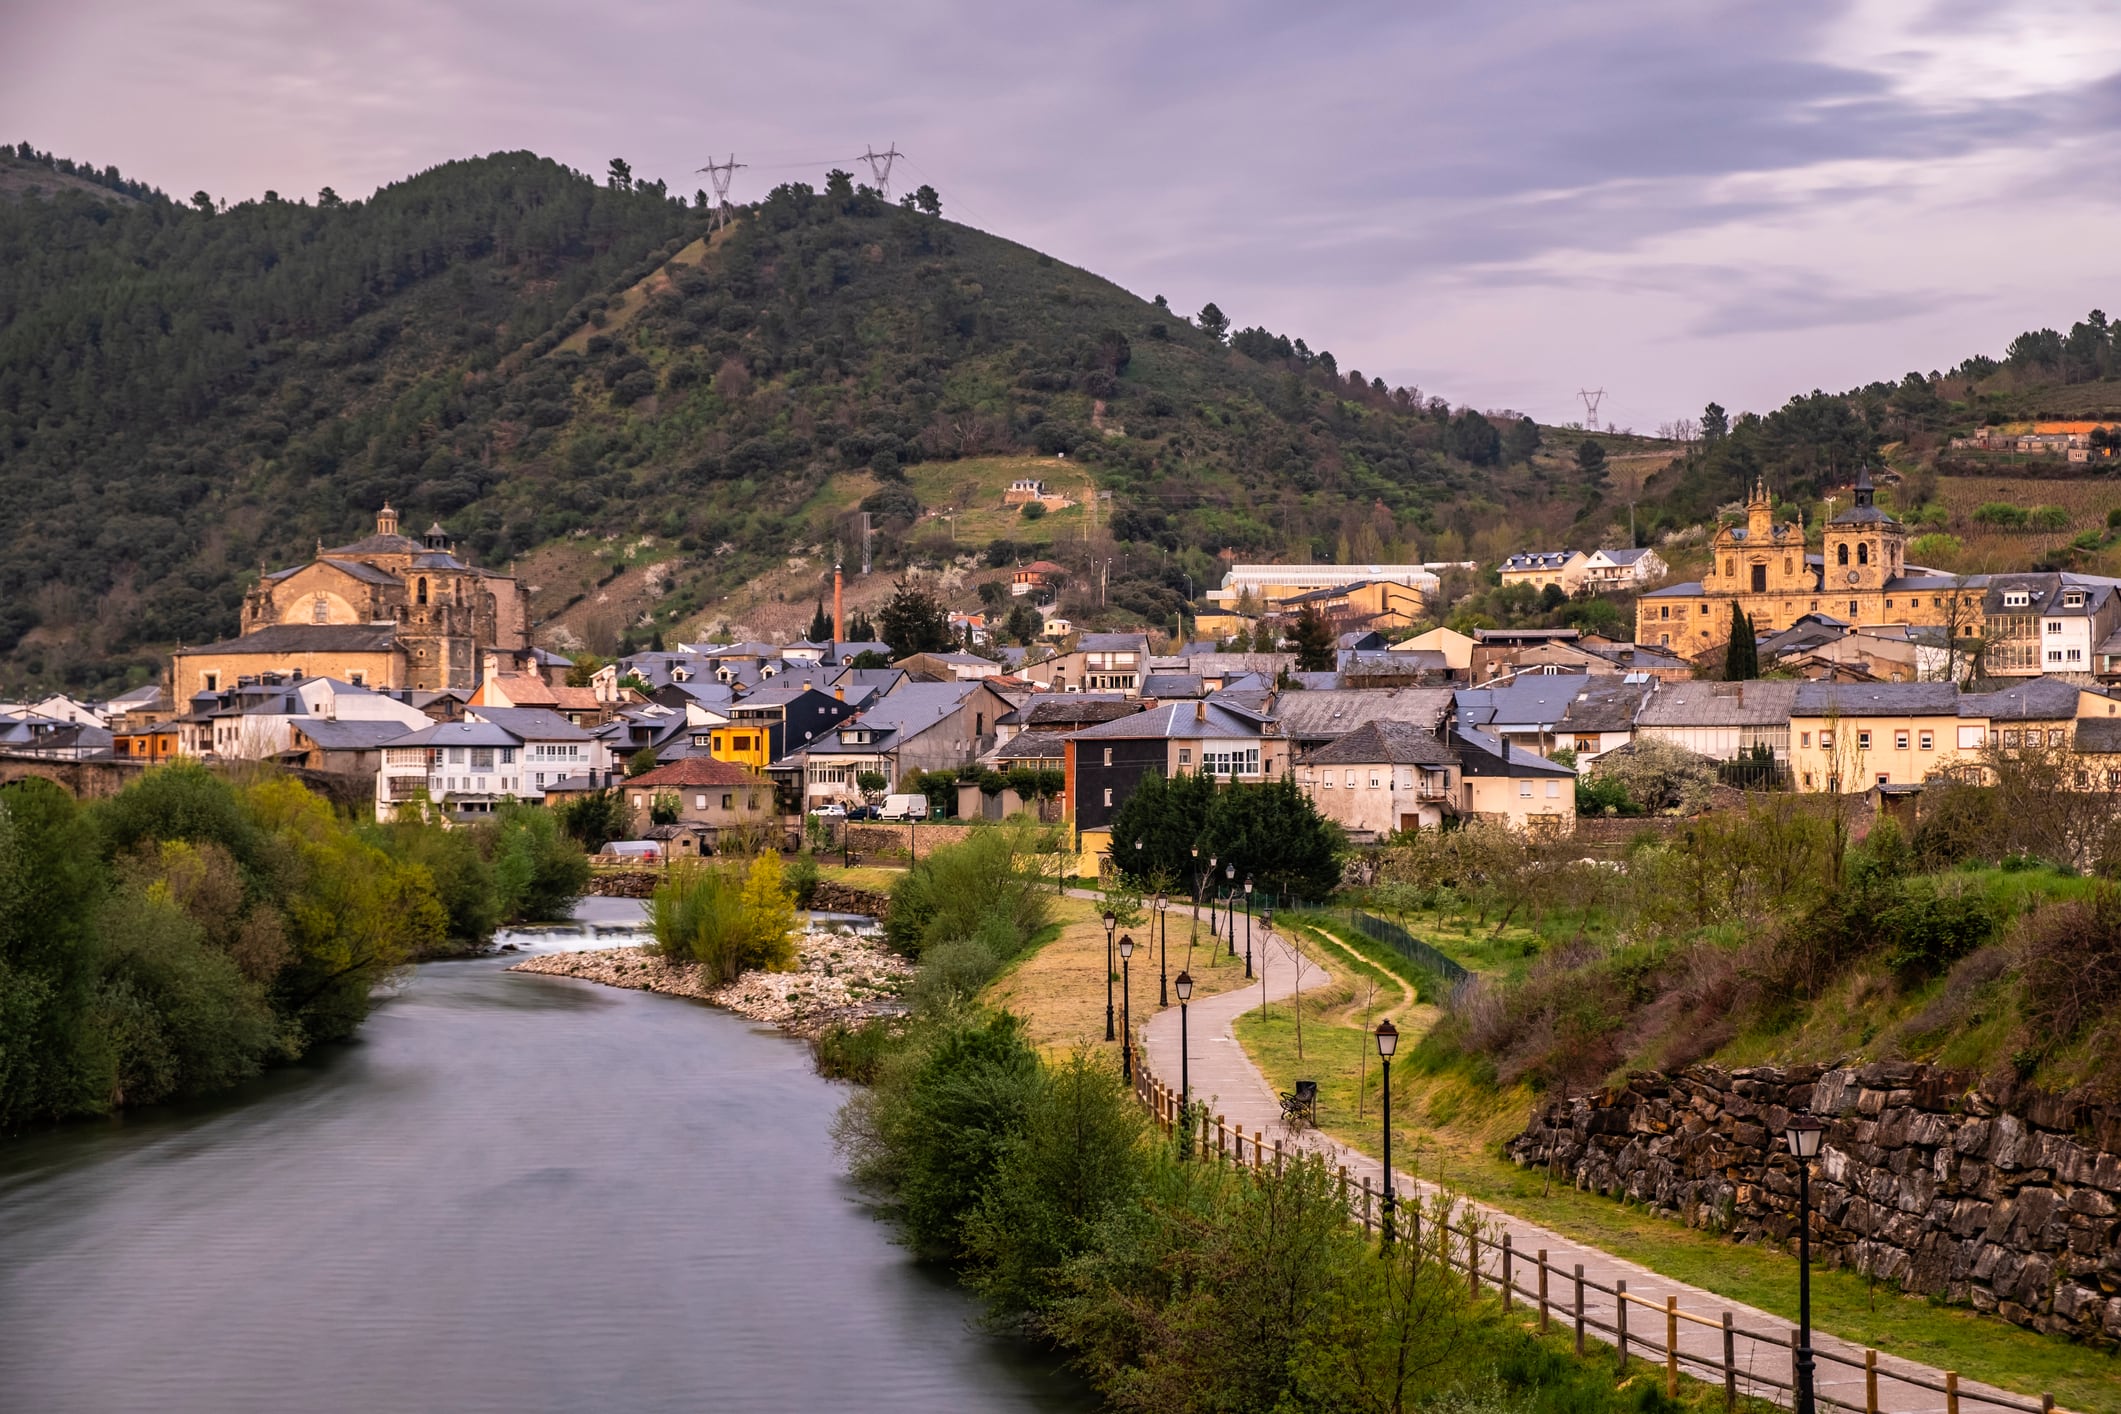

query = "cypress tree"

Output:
[[1724, 603, 1759, 680]]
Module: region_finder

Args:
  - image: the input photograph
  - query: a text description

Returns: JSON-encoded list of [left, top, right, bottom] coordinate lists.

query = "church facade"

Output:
[[1636, 472, 1982, 658], [171, 506, 531, 699]]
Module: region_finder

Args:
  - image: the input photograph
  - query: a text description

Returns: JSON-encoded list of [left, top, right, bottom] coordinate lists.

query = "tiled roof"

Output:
[[624, 757, 765, 788], [1959, 678, 2092, 720], [1558, 679, 1653, 734], [1792, 682, 1961, 716], [1636, 679, 1800, 727], [1271, 687, 1454, 742]]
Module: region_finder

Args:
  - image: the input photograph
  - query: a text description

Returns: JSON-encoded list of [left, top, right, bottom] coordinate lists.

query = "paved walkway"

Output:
[[1133, 925, 2060, 1414]]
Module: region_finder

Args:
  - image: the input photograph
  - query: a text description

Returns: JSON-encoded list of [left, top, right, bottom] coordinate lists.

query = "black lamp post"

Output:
[[1224, 863, 1236, 954], [1376, 1018, 1399, 1248], [1242, 874, 1255, 980], [1174, 969, 1194, 1159], [1118, 933, 1135, 1083], [1207, 854, 1220, 938], [1786, 1114, 1825, 1414], [1155, 890, 1169, 1006], [1102, 908, 1117, 1043], [1191, 846, 1204, 942]]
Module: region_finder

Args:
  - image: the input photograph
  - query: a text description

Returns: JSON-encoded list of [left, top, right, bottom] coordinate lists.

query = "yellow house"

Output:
[[705, 723, 774, 770], [1498, 551, 1588, 596], [1454, 725, 1577, 834], [1787, 682, 1978, 792]]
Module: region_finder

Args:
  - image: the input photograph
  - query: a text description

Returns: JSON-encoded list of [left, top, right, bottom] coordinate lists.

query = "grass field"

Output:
[[985, 895, 1253, 1058], [1228, 924, 2119, 1412]]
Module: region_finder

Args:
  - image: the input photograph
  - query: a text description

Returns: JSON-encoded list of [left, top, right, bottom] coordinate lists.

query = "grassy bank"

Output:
[[1230, 922, 2119, 1413]]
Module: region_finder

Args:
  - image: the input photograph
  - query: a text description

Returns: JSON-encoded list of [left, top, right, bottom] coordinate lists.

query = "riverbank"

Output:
[[510, 927, 912, 1034]]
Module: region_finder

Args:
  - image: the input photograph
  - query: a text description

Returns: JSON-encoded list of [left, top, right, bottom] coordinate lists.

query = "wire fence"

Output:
[[1337, 908, 1471, 986], [1128, 1062, 2061, 1414]]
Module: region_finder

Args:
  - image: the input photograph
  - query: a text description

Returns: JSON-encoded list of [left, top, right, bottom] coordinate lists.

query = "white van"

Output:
[[878, 793, 930, 821]]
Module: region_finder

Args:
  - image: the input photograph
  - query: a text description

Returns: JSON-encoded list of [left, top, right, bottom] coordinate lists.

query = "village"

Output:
[[11, 480, 2121, 869]]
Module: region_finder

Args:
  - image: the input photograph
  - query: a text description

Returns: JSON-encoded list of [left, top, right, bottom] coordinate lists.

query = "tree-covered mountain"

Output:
[[0, 146, 1629, 695]]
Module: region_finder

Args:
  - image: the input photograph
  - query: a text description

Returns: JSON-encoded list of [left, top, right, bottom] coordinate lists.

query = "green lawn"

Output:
[[1232, 930, 2119, 1414]]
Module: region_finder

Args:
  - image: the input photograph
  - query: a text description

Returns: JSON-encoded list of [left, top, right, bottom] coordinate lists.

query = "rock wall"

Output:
[[844, 822, 976, 860], [809, 880, 891, 917], [583, 868, 661, 898], [1506, 1061, 2121, 1345]]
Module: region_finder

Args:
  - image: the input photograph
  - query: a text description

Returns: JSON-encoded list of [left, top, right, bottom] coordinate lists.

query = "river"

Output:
[[0, 901, 1092, 1413]]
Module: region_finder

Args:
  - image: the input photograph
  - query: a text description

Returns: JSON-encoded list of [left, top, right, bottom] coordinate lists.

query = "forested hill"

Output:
[[0, 146, 1620, 696]]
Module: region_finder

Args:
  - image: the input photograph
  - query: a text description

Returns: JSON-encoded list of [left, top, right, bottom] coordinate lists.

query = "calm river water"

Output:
[[0, 901, 1092, 1413]]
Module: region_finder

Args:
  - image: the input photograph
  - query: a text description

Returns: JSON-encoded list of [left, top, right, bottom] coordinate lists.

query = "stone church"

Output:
[[171, 506, 531, 699]]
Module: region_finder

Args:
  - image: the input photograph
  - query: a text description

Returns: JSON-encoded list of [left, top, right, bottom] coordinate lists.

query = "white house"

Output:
[[1296, 720, 1459, 838], [1580, 547, 1669, 591], [377, 708, 610, 821]]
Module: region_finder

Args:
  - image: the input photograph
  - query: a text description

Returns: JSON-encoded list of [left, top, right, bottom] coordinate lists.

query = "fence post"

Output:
[[1615, 1280, 1628, 1370], [1217, 1115, 1227, 1160], [1537, 1250, 1549, 1332], [1337, 1165, 1348, 1211], [1467, 1221, 1480, 1297], [1946, 1371, 1959, 1414], [1721, 1312, 1735, 1413], [1574, 1265, 1585, 1357], [1501, 1234, 1513, 1312], [1274, 1138, 1283, 1174], [1665, 1296, 1678, 1400], [1865, 1350, 1878, 1414], [1361, 1175, 1373, 1234], [1790, 1330, 1800, 1404]]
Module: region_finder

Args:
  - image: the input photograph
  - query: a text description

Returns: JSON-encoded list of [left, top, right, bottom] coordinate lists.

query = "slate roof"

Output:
[[323, 532, 424, 557], [1455, 675, 1594, 730], [1792, 682, 1961, 716], [1959, 678, 2093, 720], [1635, 679, 1800, 727], [290, 719, 420, 751], [1500, 551, 1581, 571], [1142, 673, 1206, 698], [1593, 547, 1657, 566], [1008, 696, 1140, 729], [1558, 678, 1653, 734], [623, 757, 766, 789], [181, 623, 398, 655], [386, 721, 523, 749], [801, 682, 978, 755], [1077, 632, 1150, 653], [463, 706, 595, 740], [980, 730, 1069, 764], [1304, 719, 1455, 767], [1271, 687, 1455, 743], [2074, 719, 2121, 754], [1453, 726, 1576, 777], [1640, 581, 1708, 598], [1067, 701, 1270, 741]]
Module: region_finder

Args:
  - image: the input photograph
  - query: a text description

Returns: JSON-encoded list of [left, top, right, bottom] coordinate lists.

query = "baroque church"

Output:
[[1635, 470, 1978, 655], [170, 506, 531, 699]]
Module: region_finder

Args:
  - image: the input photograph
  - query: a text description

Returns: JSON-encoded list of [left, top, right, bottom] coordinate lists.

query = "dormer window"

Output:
[[2065, 592, 2085, 608], [2004, 591, 2031, 608]]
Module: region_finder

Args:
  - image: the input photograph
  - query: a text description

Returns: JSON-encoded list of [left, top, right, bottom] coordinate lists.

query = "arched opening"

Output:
[[1857, 543, 1870, 566], [1836, 544, 1849, 566], [417, 577, 429, 606]]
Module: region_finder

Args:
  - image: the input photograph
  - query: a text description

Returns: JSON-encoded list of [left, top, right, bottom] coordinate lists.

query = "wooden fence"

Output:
[[1128, 1061, 2060, 1414]]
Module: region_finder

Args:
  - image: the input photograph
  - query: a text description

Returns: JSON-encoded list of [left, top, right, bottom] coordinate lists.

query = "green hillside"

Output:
[[0, 146, 1637, 695]]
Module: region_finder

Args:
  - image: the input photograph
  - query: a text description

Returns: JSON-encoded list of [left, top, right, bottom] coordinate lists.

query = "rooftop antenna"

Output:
[[695, 153, 747, 231], [857, 143, 904, 201], [1576, 388, 1606, 429]]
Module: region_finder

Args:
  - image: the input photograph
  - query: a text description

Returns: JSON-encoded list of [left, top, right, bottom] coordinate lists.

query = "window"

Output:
[[1518, 781, 1533, 797], [1750, 563, 1766, 592], [1837, 544, 1849, 566], [1819, 731, 1834, 749], [1857, 731, 1872, 750], [1918, 731, 1933, 750], [348, 671, 365, 686], [2048, 621, 2064, 634], [2003, 730, 2019, 746], [312, 596, 329, 623], [2004, 590, 2030, 607], [450, 748, 466, 765], [1857, 543, 1869, 566], [1659, 633, 1670, 646], [1103, 788, 1113, 807], [471, 748, 494, 770], [1178, 748, 1191, 765], [694, 794, 707, 810], [1346, 770, 1356, 787], [500, 747, 515, 764], [1103, 748, 1113, 767], [416, 577, 428, 606], [1546, 781, 1560, 798], [1877, 773, 1891, 787], [721, 793, 733, 809], [1885, 599, 1893, 609], [2048, 650, 2063, 663], [1699, 604, 1709, 616], [204, 673, 219, 692], [2048, 728, 2064, 747], [1203, 746, 1261, 777], [1370, 774, 1382, 789], [1321, 776, 1333, 789], [1894, 731, 1909, 750], [1803, 772, 1814, 787], [1660, 606, 1671, 619], [1800, 731, 1811, 747], [2070, 648, 2084, 662]]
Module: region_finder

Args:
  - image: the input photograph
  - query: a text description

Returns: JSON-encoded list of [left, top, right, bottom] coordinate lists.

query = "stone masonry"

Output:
[[1507, 1061, 2121, 1345]]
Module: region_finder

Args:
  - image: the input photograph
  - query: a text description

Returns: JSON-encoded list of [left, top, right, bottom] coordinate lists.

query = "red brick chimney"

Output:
[[833, 561, 845, 643]]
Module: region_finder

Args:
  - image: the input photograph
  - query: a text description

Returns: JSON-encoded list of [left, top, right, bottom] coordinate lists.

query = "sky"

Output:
[[6, 0, 2121, 427]]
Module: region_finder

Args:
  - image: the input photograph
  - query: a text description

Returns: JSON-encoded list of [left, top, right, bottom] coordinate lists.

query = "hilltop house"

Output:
[[622, 757, 775, 851]]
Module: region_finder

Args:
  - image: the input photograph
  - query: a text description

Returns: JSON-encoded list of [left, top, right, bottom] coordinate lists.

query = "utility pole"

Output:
[[695, 154, 747, 232], [858, 144, 904, 202], [1577, 388, 1606, 429]]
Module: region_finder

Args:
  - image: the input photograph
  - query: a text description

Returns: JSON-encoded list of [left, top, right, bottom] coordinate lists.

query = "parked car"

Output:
[[844, 803, 879, 820], [807, 802, 847, 818], [877, 793, 930, 821]]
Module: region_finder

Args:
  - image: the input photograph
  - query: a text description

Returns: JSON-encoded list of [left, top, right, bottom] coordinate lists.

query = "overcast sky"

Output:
[[7, 0, 2120, 426]]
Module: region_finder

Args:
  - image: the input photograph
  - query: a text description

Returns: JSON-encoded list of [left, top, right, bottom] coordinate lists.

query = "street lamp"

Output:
[[1206, 853, 1219, 938], [1118, 933, 1135, 1084], [1191, 845, 1204, 944], [1224, 862, 1236, 955], [1242, 874, 1255, 980], [1155, 890, 1169, 1006], [1175, 969, 1194, 1159], [1786, 1114, 1826, 1414], [1102, 908, 1117, 1043], [1376, 1017, 1399, 1248]]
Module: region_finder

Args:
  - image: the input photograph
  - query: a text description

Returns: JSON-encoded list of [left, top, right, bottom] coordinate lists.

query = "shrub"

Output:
[[488, 805, 588, 923], [1972, 502, 2029, 529], [649, 855, 797, 982], [1019, 500, 1046, 521], [2029, 505, 2070, 532], [2015, 886, 2121, 1057], [812, 1016, 900, 1084], [785, 850, 820, 907], [1586, 738, 1716, 815], [885, 825, 1053, 958]]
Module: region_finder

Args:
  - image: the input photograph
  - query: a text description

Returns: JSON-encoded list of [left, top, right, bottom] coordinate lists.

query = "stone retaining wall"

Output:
[[845, 822, 977, 860], [809, 880, 891, 917], [583, 868, 661, 898], [1506, 1061, 2121, 1344]]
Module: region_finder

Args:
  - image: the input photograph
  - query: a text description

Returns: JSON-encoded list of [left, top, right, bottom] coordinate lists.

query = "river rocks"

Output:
[[509, 929, 912, 1036], [1505, 1061, 2121, 1346]]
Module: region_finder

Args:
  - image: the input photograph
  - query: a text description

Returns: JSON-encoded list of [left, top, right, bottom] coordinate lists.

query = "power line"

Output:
[[1576, 388, 1607, 429]]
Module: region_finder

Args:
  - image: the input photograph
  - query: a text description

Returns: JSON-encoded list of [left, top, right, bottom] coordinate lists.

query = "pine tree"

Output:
[[1724, 603, 1759, 680], [1289, 605, 1336, 672], [807, 599, 832, 643]]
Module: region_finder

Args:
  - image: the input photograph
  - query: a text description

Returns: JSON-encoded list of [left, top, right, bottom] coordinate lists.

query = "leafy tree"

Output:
[[913, 184, 941, 217], [1197, 776, 1343, 901], [189, 190, 213, 214], [1575, 438, 1608, 478], [1501, 415, 1542, 464], [855, 769, 888, 801], [648, 854, 797, 982], [878, 578, 954, 655], [1195, 302, 1229, 343], [1005, 602, 1042, 645], [1445, 409, 1500, 466], [566, 653, 605, 688], [554, 788, 627, 852], [1724, 603, 1758, 680], [625, 746, 661, 778], [1106, 767, 1216, 887], [1287, 604, 1336, 671]]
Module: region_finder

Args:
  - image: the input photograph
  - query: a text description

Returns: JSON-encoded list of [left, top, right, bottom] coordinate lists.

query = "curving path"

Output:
[[1134, 925, 2062, 1414]]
